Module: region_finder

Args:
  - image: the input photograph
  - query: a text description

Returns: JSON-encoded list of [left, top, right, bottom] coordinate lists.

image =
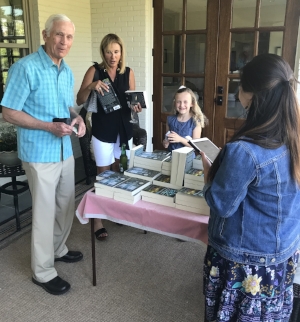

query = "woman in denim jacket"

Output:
[[201, 54, 300, 322]]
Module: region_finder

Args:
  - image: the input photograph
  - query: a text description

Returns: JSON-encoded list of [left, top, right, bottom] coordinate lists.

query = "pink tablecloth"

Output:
[[76, 191, 209, 244]]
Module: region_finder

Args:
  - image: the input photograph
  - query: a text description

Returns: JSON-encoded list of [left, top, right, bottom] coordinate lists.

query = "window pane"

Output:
[[185, 77, 204, 109], [164, 0, 182, 31], [227, 78, 246, 118], [163, 77, 181, 113], [0, 0, 25, 43], [260, 0, 286, 27], [187, 0, 207, 30], [232, 0, 256, 28], [163, 35, 182, 73], [230, 33, 254, 72], [258, 31, 283, 55], [185, 34, 206, 73]]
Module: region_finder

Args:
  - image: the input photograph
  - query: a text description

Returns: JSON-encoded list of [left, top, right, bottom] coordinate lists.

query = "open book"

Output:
[[125, 90, 147, 109], [186, 136, 220, 163]]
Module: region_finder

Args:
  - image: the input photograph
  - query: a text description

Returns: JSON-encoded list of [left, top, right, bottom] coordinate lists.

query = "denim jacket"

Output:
[[203, 140, 300, 266]]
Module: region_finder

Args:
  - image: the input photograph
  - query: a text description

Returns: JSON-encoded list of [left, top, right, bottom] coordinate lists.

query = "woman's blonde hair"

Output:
[[173, 87, 208, 128], [99, 33, 126, 74]]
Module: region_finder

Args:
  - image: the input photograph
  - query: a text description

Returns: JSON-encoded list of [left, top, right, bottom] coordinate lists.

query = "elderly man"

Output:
[[1, 14, 85, 295]]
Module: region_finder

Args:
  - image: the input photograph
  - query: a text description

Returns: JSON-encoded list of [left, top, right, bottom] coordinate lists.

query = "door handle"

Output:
[[214, 96, 223, 106]]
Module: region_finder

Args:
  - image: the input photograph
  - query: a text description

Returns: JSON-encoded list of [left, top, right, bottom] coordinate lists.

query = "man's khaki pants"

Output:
[[22, 156, 75, 282]]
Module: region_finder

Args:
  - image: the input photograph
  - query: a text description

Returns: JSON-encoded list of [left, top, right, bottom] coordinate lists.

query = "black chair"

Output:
[[78, 107, 147, 185]]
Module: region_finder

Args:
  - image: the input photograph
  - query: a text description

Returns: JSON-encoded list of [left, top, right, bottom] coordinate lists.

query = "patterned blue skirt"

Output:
[[203, 245, 299, 322]]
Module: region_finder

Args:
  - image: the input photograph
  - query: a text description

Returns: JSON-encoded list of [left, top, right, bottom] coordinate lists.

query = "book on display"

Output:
[[192, 155, 203, 170], [94, 188, 114, 198], [94, 174, 128, 191], [96, 170, 118, 181], [186, 136, 220, 163], [113, 192, 141, 204], [125, 90, 147, 109], [183, 179, 205, 190], [170, 147, 194, 186], [152, 174, 182, 190], [141, 184, 178, 205], [184, 168, 204, 182], [134, 150, 171, 172], [113, 177, 151, 196], [175, 203, 210, 215], [141, 195, 175, 207], [124, 167, 161, 181], [128, 144, 144, 168], [175, 187, 208, 208], [161, 156, 172, 175]]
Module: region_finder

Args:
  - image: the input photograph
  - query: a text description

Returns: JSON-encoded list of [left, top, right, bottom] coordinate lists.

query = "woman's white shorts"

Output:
[[91, 135, 132, 167]]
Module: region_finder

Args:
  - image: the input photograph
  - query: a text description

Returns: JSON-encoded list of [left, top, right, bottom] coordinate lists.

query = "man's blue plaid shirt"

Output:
[[1, 46, 74, 162]]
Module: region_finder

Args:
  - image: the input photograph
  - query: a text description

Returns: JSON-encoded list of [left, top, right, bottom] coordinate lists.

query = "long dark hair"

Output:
[[208, 54, 300, 184]]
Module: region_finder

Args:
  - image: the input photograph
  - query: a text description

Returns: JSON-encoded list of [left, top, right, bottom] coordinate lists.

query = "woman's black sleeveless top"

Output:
[[91, 64, 132, 148]]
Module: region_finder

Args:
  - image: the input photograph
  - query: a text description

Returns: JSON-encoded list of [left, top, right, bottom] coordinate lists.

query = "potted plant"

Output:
[[0, 121, 21, 167]]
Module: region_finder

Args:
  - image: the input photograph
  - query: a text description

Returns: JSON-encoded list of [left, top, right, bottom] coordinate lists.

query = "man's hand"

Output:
[[49, 122, 73, 137], [70, 115, 86, 137]]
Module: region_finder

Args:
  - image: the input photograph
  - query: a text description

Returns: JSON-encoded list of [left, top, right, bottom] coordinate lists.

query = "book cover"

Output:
[[94, 174, 128, 190], [135, 150, 171, 161], [141, 184, 178, 202], [125, 90, 147, 109], [124, 167, 161, 181], [96, 170, 117, 181], [113, 177, 151, 196], [96, 78, 121, 114]]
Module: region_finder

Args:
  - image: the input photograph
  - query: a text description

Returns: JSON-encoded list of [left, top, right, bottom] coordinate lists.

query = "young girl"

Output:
[[201, 54, 300, 321], [162, 87, 207, 151]]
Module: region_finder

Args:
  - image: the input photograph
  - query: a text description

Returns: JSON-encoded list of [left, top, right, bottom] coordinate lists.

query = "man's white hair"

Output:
[[44, 14, 75, 37]]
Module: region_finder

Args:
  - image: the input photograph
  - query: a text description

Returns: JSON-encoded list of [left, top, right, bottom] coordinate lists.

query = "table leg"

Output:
[[91, 218, 96, 286], [12, 177, 21, 231]]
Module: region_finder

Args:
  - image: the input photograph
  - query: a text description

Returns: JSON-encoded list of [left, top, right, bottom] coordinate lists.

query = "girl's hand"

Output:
[[167, 131, 181, 143], [162, 139, 169, 148], [200, 151, 212, 184]]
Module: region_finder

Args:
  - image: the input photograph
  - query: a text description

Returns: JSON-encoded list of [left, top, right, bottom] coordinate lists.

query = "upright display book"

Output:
[[124, 167, 161, 181], [96, 78, 121, 114], [125, 90, 147, 108], [113, 177, 151, 196], [128, 144, 144, 168], [185, 136, 220, 163]]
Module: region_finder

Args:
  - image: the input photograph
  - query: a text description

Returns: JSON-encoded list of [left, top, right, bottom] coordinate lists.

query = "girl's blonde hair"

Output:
[[173, 87, 208, 128], [99, 33, 126, 74]]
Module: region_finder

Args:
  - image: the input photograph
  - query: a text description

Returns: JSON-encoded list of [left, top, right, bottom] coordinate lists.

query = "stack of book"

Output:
[[94, 173, 129, 198], [113, 177, 151, 204], [141, 184, 178, 207], [192, 154, 203, 170], [133, 150, 171, 172], [175, 187, 209, 215], [184, 168, 205, 190], [124, 167, 161, 181], [161, 156, 172, 175], [170, 147, 194, 186], [153, 173, 182, 190]]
